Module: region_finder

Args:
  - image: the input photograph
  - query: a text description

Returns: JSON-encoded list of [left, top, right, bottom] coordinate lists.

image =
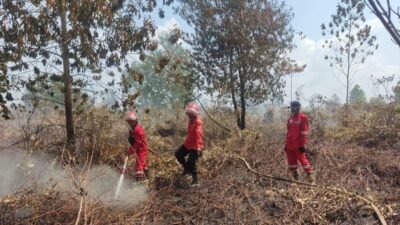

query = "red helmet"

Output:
[[126, 111, 138, 121], [185, 102, 200, 116]]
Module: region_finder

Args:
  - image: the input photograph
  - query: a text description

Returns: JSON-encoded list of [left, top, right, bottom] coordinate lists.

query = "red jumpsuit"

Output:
[[184, 117, 204, 151], [175, 116, 203, 177], [127, 124, 148, 177], [285, 112, 313, 173]]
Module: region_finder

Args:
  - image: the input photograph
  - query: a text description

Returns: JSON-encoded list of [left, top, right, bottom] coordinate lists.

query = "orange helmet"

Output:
[[126, 111, 138, 121], [185, 102, 200, 116]]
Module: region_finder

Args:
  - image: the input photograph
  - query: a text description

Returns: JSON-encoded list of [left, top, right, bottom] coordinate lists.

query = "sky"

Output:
[[153, 0, 400, 106], [283, 0, 400, 104]]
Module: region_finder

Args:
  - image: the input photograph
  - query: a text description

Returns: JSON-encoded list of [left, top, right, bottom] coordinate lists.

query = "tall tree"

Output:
[[178, 0, 304, 129], [350, 84, 367, 104], [0, 0, 171, 145], [321, 0, 378, 125], [128, 32, 195, 109], [365, 0, 400, 47]]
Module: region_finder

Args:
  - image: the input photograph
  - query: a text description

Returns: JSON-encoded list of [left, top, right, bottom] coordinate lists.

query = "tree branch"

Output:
[[197, 99, 231, 133], [366, 0, 400, 47]]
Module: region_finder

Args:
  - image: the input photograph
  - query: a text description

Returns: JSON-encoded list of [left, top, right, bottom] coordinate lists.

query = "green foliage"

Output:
[[127, 32, 195, 109], [0, 48, 11, 119], [21, 75, 92, 113], [0, 0, 173, 142], [350, 84, 366, 104], [0, 75, 11, 119], [177, 0, 304, 129], [0, 0, 171, 72]]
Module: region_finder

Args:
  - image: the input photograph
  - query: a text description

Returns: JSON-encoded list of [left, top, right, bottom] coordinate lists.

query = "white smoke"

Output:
[[85, 164, 148, 206], [0, 149, 147, 206]]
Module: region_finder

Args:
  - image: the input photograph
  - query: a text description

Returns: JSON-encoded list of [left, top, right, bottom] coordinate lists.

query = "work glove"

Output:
[[299, 146, 306, 153], [128, 136, 135, 145]]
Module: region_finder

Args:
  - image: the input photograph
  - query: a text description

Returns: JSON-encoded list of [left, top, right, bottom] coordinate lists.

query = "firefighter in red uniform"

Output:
[[126, 111, 150, 181], [285, 101, 315, 184], [175, 102, 204, 187]]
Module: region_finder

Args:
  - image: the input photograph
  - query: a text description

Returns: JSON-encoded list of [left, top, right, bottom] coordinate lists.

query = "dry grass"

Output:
[[1, 107, 399, 225]]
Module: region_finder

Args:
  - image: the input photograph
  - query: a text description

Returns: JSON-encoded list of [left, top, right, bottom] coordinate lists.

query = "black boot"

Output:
[[135, 176, 145, 182], [144, 168, 150, 180], [191, 172, 199, 187], [291, 170, 299, 181], [306, 171, 316, 185]]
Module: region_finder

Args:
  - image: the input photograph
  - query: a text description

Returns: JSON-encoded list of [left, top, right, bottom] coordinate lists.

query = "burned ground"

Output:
[[0, 109, 399, 225]]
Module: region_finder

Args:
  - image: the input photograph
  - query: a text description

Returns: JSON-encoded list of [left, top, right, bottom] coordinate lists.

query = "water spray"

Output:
[[114, 156, 128, 200]]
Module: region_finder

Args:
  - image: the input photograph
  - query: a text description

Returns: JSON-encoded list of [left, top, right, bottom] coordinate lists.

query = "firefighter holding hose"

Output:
[[125, 111, 150, 181]]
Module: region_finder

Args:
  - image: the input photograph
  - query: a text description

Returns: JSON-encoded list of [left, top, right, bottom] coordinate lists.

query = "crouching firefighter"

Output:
[[175, 102, 204, 187], [125, 111, 150, 182], [284, 101, 316, 184]]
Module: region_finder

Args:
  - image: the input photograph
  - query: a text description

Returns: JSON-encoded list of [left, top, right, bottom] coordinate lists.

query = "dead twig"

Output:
[[230, 154, 388, 225]]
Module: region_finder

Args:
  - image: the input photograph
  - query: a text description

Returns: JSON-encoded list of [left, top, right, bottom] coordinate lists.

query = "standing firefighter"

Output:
[[175, 102, 204, 187], [126, 111, 150, 181], [285, 101, 315, 184]]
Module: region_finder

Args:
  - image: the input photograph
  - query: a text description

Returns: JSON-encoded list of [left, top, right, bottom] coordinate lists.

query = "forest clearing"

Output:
[[0, 0, 399, 224]]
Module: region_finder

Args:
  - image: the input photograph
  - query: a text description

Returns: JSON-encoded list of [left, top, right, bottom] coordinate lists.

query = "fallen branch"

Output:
[[0, 138, 25, 150], [148, 147, 159, 157], [230, 154, 387, 225], [229, 154, 315, 186]]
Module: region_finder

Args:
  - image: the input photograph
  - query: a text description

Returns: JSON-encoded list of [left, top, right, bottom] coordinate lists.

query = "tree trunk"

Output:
[[344, 21, 353, 128], [230, 73, 240, 127], [228, 52, 240, 128], [57, 0, 75, 146], [238, 67, 246, 130], [344, 69, 349, 127]]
